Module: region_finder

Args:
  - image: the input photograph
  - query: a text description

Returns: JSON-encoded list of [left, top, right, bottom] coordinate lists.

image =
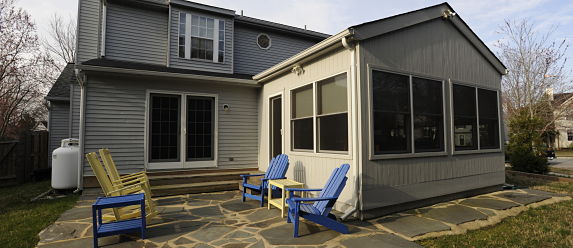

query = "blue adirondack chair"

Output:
[[241, 154, 289, 206], [286, 163, 350, 237]]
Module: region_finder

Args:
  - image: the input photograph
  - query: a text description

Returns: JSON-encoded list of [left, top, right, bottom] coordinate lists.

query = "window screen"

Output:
[[317, 73, 348, 152], [412, 77, 444, 152], [478, 89, 500, 149], [292, 85, 313, 150], [453, 84, 477, 151], [372, 70, 411, 154]]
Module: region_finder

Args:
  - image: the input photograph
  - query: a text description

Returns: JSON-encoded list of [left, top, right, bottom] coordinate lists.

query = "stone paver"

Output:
[[36, 188, 569, 247], [494, 192, 550, 205], [340, 234, 423, 248], [459, 198, 520, 210], [378, 215, 450, 238], [419, 205, 488, 225]]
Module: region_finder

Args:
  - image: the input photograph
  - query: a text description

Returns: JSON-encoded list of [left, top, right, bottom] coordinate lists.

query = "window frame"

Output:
[[256, 33, 272, 50], [289, 71, 352, 158], [449, 81, 502, 155], [144, 89, 219, 170], [177, 11, 224, 63], [367, 65, 448, 160]]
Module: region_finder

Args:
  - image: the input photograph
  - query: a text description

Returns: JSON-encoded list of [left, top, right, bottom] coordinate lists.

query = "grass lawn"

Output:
[[418, 173, 573, 248], [549, 167, 573, 176], [0, 181, 79, 248], [555, 150, 573, 157]]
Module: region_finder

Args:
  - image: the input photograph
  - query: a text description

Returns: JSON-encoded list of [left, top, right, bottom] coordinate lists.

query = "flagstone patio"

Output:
[[36, 188, 571, 248]]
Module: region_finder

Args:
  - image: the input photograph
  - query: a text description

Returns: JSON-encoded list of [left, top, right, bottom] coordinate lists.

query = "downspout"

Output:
[[74, 69, 87, 193], [341, 34, 360, 221]]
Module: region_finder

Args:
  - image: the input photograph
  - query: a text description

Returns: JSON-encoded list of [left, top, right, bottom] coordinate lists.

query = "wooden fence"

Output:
[[0, 131, 49, 187]]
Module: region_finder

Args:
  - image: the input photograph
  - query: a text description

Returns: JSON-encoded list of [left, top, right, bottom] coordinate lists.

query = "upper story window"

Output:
[[257, 34, 271, 49], [371, 70, 445, 155], [453, 84, 500, 151], [178, 12, 225, 63]]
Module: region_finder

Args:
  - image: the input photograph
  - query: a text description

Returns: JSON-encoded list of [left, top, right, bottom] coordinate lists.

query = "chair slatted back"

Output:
[[314, 164, 350, 216], [86, 152, 117, 196], [99, 148, 121, 182], [261, 154, 289, 189]]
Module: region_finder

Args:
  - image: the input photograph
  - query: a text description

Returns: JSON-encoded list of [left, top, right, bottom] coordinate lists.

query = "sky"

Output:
[[16, 0, 573, 70]]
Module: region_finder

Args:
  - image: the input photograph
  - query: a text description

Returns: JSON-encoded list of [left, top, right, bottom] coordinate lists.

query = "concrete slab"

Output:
[[521, 188, 568, 197], [419, 205, 488, 225], [377, 215, 450, 238], [459, 198, 520, 210], [340, 234, 423, 248], [495, 192, 550, 205]]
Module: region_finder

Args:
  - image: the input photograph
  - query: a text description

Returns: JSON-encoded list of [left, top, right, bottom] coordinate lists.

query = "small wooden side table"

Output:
[[268, 179, 305, 218]]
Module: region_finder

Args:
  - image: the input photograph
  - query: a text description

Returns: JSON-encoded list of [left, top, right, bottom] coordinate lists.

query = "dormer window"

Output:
[[178, 12, 225, 63]]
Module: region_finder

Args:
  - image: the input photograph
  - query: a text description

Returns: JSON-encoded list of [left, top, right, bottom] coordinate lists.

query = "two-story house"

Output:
[[48, 1, 508, 218]]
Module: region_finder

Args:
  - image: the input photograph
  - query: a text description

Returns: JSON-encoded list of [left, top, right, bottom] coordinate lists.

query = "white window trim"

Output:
[[144, 89, 219, 170], [367, 65, 448, 160], [450, 81, 503, 155], [177, 12, 223, 63], [256, 33, 272, 50], [289, 71, 352, 159]]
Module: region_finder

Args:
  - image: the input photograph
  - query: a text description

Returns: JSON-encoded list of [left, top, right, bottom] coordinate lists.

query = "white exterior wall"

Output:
[[258, 47, 358, 212]]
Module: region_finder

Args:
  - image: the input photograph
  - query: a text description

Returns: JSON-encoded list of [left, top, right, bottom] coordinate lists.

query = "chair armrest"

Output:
[[108, 182, 146, 195], [240, 173, 265, 178], [261, 177, 286, 182], [285, 188, 322, 192], [290, 196, 338, 202]]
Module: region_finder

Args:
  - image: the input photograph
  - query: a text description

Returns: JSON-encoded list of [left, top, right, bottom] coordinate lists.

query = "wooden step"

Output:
[[148, 171, 249, 186], [151, 180, 240, 197]]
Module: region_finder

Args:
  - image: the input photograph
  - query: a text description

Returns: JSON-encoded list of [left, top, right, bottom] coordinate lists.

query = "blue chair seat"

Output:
[[243, 183, 261, 190], [241, 154, 289, 207], [299, 203, 321, 215]]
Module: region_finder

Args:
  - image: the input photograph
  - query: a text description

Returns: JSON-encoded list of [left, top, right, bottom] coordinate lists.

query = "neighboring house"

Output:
[[47, 0, 507, 218], [46, 63, 77, 158], [551, 92, 573, 149], [254, 3, 507, 217]]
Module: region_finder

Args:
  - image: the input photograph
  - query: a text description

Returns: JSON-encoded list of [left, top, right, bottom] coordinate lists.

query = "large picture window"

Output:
[[290, 73, 349, 153], [372, 70, 444, 155], [178, 13, 224, 63], [317, 74, 348, 152], [291, 85, 314, 150]]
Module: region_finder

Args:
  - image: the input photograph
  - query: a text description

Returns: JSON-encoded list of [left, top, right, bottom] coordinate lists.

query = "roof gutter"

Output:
[[76, 64, 259, 87], [254, 29, 354, 83]]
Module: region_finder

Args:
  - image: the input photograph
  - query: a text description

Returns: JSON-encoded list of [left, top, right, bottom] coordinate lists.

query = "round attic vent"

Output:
[[257, 33, 271, 49]]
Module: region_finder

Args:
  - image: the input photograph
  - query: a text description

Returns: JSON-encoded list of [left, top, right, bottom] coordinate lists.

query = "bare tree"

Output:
[[0, 0, 54, 139], [43, 14, 76, 66], [497, 19, 572, 133]]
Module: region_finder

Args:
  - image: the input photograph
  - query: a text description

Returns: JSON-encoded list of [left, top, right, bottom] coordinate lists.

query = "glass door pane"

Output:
[[270, 96, 282, 158], [186, 96, 214, 161], [149, 94, 180, 162]]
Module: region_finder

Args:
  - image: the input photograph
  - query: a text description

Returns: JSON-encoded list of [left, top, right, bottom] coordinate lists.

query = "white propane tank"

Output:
[[51, 138, 80, 189]]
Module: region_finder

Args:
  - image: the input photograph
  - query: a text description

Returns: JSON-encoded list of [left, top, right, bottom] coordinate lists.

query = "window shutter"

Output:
[[213, 18, 220, 62]]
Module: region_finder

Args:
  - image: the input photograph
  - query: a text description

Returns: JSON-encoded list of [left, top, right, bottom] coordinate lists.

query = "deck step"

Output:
[[148, 171, 250, 186], [151, 180, 240, 197]]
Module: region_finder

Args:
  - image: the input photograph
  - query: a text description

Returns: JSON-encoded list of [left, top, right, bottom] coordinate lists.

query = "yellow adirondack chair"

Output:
[[99, 148, 151, 195], [85, 152, 157, 221]]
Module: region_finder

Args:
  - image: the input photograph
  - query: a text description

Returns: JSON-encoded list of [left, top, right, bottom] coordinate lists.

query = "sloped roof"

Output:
[[255, 2, 508, 82], [46, 63, 76, 101], [234, 15, 330, 40]]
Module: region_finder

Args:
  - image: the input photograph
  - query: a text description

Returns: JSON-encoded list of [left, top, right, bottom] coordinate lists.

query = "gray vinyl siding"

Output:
[[76, 0, 101, 63], [71, 84, 81, 139], [358, 18, 505, 211], [168, 7, 233, 73], [48, 102, 70, 155], [82, 74, 258, 175], [233, 25, 318, 75], [104, 2, 168, 65]]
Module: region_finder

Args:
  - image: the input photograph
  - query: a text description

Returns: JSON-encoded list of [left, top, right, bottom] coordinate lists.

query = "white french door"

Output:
[[147, 92, 218, 170]]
